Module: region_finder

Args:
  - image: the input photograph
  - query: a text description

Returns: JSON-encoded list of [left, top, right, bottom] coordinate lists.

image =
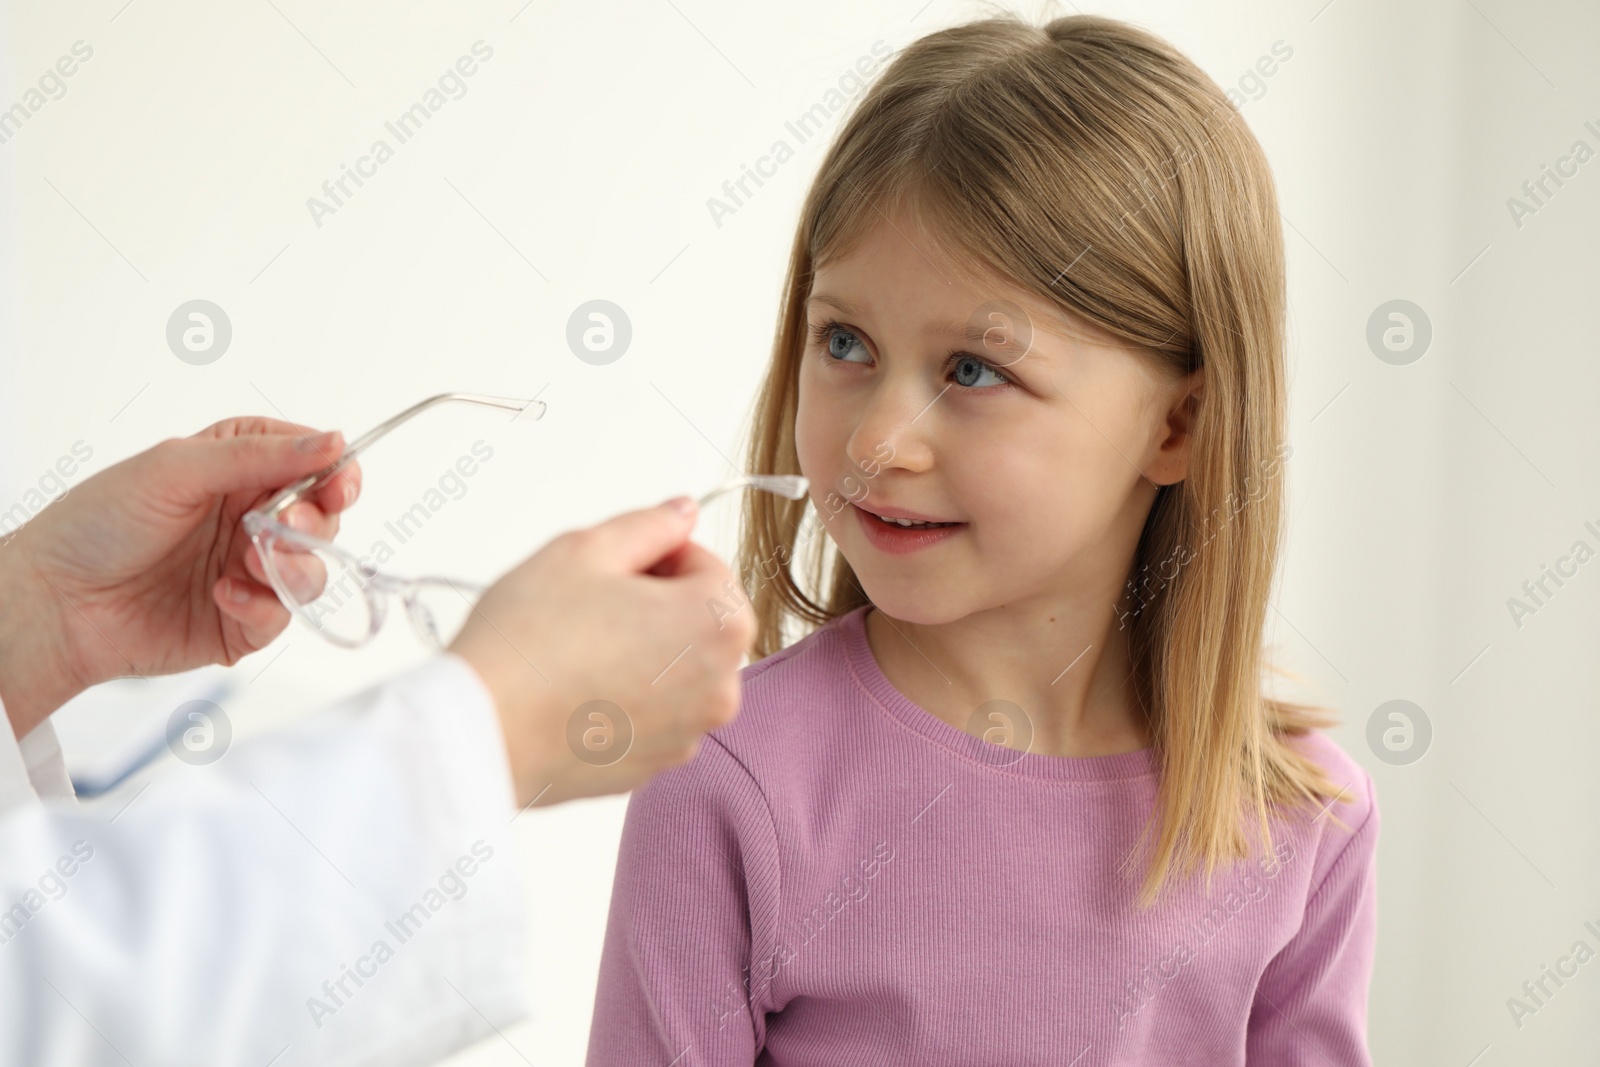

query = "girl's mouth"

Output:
[[852, 503, 967, 555]]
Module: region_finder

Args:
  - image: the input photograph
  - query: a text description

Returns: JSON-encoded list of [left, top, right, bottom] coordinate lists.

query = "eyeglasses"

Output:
[[242, 393, 543, 651], [242, 393, 811, 651], [697, 473, 808, 508]]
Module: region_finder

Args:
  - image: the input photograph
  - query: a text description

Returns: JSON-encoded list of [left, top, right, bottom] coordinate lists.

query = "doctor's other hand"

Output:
[[449, 498, 754, 809], [0, 418, 361, 741]]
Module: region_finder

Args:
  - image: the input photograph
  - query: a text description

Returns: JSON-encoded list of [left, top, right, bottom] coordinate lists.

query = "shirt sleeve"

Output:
[[0, 710, 77, 815], [586, 735, 782, 1067], [0, 652, 528, 1067], [1246, 769, 1380, 1066]]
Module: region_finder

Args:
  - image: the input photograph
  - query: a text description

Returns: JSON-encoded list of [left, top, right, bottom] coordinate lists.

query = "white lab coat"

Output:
[[0, 653, 530, 1067]]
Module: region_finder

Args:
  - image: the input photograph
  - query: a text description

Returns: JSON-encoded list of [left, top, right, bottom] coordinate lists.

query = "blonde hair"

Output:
[[737, 12, 1345, 907]]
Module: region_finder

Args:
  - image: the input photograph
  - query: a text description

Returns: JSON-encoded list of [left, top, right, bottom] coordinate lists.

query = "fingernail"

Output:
[[226, 580, 252, 604], [342, 480, 357, 508], [296, 430, 340, 453], [665, 496, 695, 516]]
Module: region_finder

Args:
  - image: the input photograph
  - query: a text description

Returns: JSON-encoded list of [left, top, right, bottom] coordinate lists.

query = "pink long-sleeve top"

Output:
[[587, 605, 1379, 1065]]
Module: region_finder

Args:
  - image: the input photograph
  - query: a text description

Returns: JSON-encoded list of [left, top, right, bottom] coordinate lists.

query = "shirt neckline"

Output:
[[836, 604, 1160, 782]]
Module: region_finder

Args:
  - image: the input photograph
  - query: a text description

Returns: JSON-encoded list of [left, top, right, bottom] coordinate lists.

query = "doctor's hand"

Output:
[[0, 418, 361, 739], [449, 498, 755, 809]]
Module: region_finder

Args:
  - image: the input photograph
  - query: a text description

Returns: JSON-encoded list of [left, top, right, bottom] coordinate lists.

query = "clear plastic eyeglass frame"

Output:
[[242, 393, 543, 651], [697, 473, 808, 509], [241, 392, 810, 651]]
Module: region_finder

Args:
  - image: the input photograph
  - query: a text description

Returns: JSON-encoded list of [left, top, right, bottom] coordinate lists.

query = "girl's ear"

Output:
[[1149, 366, 1204, 486]]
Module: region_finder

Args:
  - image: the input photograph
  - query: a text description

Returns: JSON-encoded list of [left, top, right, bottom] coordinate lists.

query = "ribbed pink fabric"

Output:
[[587, 605, 1378, 1065]]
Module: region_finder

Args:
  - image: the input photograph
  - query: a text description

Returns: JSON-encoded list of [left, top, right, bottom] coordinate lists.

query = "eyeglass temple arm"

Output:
[[255, 392, 543, 517], [697, 474, 809, 508]]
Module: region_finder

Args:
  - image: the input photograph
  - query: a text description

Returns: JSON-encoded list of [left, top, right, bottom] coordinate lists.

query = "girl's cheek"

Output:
[[794, 386, 848, 484], [792, 418, 832, 506], [942, 426, 1043, 521]]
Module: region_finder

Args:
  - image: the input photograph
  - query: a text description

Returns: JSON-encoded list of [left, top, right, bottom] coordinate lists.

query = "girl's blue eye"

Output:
[[809, 318, 1010, 389], [812, 320, 871, 364], [951, 354, 1007, 389]]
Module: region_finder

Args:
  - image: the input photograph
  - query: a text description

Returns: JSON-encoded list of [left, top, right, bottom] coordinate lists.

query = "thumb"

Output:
[[581, 498, 699, 574], [157, 429, 346, 503]]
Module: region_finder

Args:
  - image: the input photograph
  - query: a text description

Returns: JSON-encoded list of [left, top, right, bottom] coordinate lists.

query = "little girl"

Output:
[[588, 13, 1378, 1065]]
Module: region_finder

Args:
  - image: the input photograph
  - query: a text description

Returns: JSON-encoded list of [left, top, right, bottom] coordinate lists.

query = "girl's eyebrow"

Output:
[[807, 293, 864, 317], [808, 292, 1042, 359]]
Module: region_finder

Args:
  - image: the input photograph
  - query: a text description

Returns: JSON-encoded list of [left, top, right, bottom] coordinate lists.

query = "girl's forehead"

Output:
[[811, 238, 1032, 313], [806, 283, 1120, 354], [809, 215, 1130, 351], [814, 226, 1046, 316], [808, 290, 1009, 349]]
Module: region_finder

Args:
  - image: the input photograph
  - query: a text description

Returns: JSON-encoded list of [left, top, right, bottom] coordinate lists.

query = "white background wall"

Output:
[[1, 0, 1596, 1063]]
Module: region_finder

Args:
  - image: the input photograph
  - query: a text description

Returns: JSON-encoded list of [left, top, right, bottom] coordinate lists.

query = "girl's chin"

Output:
[[845, 572, 973, 627]]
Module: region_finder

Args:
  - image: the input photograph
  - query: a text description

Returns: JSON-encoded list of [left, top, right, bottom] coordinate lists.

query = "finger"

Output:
[[271, 546, 329, 603], [281, 501, 340, 542], [237, 504, 335, 588], [577, 498, 698, 574], [645, 541, 693, 578], [244, 540, 272, 586], [196, 416, 361, 514], [646, 540, 725, 580], [196, 415, 323, 441], [240, 528, 329, 602], [155, 428, 348, 506], [213, 577, 292, 645], [309, 460, 362, 515]]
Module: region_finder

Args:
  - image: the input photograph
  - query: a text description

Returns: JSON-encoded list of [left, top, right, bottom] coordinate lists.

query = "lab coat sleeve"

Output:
[[0, 652, 530, 1067], [0, 714, 74, 813]]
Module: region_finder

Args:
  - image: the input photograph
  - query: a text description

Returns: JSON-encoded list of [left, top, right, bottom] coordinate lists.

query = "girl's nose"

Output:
[[846, 377, 937, 476]]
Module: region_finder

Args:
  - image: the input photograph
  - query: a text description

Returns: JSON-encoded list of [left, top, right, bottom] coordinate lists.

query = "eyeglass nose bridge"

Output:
[[402, 585, 444, 651], [353, 571, 412, 644]]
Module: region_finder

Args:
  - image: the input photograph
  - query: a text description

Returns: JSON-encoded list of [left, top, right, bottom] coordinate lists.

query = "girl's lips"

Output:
[[852, 503, 967, 555]]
